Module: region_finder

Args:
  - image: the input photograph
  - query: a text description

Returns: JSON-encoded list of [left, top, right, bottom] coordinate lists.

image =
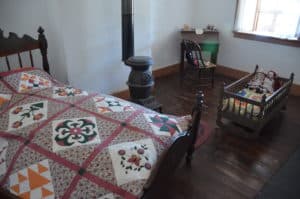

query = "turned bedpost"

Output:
[[38, 27, 50, 74], [216, 82, 226, 125], [186, 90, 204, 166], [254, 64, 259, 73]]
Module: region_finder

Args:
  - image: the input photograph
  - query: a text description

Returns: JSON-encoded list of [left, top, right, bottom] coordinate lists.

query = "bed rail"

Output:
[[142, 91, 204, 198]]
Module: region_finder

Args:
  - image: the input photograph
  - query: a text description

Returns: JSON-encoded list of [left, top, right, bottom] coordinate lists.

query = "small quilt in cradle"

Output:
[[222, 88, 271, 118]]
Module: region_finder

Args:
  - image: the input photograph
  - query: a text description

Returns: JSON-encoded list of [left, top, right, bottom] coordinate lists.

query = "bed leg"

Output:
[[185, 91, 204, 166], [216, 83, 225, 126], [186, 145, 195, 166]]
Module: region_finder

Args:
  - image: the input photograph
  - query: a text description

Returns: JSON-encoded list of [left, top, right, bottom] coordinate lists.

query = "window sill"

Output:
[[233, 31, 300, 47]]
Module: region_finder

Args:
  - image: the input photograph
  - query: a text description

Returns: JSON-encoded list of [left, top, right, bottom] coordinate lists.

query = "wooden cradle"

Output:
[[217, 65, 294, 138]]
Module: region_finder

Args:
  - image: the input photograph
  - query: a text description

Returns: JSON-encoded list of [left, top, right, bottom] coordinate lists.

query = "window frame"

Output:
[[233, 0, 300, 47]]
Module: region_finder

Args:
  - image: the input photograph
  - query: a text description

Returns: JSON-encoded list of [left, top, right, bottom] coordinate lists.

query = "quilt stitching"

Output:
[[0, 78, 18, 94], [61, 110, 143, 199], [7, 101, 48, 131], [9, 159, 54, 199], [18, 72, 52, 93], [143, 113, 182, 137], [93, 96, 135, 113], [0, 138, 8, 176], [53, 86, 88, 98], [0, 70, 171, 199], [108, 138, 157, 186], [0, 94, 95, 186], [52, 117, 101, 152]]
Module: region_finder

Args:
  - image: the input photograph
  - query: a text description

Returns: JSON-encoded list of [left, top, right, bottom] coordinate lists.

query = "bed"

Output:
[[216, 65, 294, 138], [0, 27, 204, 198]]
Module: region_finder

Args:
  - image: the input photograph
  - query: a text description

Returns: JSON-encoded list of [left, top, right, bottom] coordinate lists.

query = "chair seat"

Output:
[[198, 61, 216, 69]]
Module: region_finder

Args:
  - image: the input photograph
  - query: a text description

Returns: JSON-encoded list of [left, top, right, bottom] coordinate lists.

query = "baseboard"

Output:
[[113, 64, 300, 98], [215, 65, 249, 79], [153, 63, 179, 79], [216, 65, 300, 97], [112, 63, 179, 99]]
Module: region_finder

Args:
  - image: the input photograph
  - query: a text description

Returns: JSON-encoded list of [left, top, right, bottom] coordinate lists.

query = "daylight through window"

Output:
[[234, 0, 300, 40]]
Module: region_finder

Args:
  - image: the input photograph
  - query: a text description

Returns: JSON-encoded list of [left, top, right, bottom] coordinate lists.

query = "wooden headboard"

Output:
[[0, 27, 50, 74]]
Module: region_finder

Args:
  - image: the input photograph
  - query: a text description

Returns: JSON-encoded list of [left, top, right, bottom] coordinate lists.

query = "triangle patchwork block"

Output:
[[41, 187, 53, 198], [19, 191, 30, 199], [11, 184, 20, 194], [37, 163, 48, 173], [18, 173, 27, 183], [27, 168, 50, 190]]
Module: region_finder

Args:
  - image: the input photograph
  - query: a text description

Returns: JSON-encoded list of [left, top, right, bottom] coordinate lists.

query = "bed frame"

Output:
[[0, 27, 49, 73], [0, 27, 204, 198], [217, 65, 294, 138]]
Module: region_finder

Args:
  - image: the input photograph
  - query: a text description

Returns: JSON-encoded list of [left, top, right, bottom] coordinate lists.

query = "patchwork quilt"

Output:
[[222, 88, 271, 118], [0, 68, 189, 199]]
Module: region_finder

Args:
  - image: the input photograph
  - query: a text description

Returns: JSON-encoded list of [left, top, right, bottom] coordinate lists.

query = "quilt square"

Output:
[[9, 159, 54, 199], [0, 138, 8, 176], [98, 193, 114, 199], [52, 117, 101, 152], [143, 113, 182, 136], [8, 101, 48, 131], [93, 96, 135, 113], [18, 73, 51, 93], [52, 86, 88, 98], [0, 93, 12, 109], [109, 138, 157, 186]]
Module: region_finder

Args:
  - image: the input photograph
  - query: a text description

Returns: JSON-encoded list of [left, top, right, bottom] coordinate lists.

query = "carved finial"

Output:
[[38, 26, 44, 34], [9, 32, 18, 39], [255, 65, 259, 73], [290, 73, 295, 82]]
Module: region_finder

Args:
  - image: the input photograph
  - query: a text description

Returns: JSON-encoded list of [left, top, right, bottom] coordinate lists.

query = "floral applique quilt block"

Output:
[[8, 101, 48, 131], [52, 86, 88, 98], [108, 138, 157, 186], [143, 113, 182, 137], [18, 73, 51, 92], [93, 96, 135, 113], [52, 117, 101, 152]]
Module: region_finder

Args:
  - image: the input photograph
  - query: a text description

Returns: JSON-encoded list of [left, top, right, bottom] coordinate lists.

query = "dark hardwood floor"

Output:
[[152, 72, 300, 199]]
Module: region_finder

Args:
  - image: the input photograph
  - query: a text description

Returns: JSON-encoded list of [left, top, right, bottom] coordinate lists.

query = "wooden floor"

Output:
[[152, 72, 300, 199]]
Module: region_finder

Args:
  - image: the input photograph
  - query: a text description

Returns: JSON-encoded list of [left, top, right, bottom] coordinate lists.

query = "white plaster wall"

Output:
[[150, 0, 196, 69], [194, 0, 300, 84], [0, 0, 68, 83], [0, 0, 199, 93]]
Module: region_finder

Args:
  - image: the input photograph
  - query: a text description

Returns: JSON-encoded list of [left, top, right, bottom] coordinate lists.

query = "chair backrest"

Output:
[[183, 39, 206, 67]]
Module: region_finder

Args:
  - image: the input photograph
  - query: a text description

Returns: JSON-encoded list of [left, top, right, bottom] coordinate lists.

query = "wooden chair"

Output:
[[181, 39, 216, 87]]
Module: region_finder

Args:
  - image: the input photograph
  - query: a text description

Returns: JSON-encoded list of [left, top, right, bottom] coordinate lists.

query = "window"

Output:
[[234, 0, 300, 41]]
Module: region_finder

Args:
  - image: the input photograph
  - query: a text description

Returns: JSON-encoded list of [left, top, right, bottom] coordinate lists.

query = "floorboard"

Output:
[[152, 72, 300, 199]]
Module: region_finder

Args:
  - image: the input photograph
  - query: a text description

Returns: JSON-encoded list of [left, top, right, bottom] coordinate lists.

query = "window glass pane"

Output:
[[256, 0, 300, 38]]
